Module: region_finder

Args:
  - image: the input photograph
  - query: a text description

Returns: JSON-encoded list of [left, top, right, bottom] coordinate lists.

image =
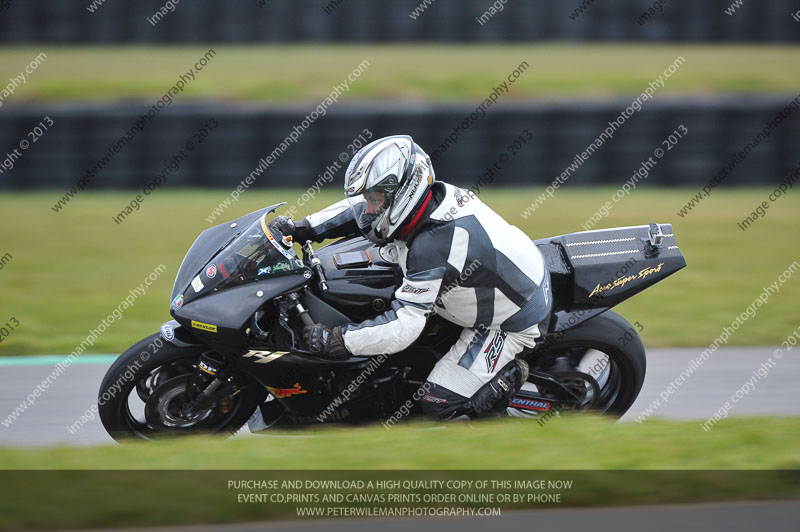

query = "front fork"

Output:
[[180, 288, 317, 417], [182, 354, 239, 417]]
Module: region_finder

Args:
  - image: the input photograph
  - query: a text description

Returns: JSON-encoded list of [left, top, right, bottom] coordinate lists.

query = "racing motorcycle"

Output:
[[99, 203, 686, 440]]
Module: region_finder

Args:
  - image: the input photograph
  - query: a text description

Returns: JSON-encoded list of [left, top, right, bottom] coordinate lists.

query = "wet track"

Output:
[[0, 347, 797, 447]]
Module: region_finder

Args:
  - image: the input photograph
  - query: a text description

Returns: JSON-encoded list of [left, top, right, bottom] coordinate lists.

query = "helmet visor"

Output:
[[347, 166, 401, 232], [348, 186, 396, 233]]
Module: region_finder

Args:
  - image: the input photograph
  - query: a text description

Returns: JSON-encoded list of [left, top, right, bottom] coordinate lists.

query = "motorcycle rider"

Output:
[[273, 135, 552, 420]]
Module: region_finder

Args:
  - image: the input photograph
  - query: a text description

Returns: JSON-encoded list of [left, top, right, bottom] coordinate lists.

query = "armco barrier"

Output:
[[0, 0, 798, 43], [0, 97, 798, 190]]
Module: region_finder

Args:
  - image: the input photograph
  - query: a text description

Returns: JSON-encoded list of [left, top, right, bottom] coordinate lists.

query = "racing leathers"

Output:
[[296, 181, 552, 419]]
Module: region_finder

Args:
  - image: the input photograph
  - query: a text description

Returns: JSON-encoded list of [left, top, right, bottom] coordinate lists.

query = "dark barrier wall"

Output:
[[0, 0, 798, 43], [1, 97, 798, 191]]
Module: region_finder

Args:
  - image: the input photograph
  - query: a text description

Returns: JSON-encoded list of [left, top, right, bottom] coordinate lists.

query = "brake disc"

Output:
[[144, 375, 213, 429], [551, 371, 601, 410]]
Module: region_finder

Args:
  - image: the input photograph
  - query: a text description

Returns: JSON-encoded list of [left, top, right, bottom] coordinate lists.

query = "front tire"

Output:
[[98, 333, 265, 441]]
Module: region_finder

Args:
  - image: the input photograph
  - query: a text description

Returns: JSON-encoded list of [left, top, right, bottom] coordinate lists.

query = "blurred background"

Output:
[[0, 0, 798, 190], [0, 2, 798, 526], [0, 1, 797, 353]]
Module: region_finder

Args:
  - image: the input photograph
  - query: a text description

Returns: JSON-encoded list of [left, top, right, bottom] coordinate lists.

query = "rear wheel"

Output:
[[526, 310, 646, 417], [98, 333, 266, 441]]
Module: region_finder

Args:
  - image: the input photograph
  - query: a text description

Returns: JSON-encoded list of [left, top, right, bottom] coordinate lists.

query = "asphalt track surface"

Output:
[[63, 501, 799, 532], [0, 347, 797, 447]]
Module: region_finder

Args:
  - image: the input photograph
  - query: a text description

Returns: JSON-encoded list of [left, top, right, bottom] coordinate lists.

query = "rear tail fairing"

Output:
[[535, 224, 686, 333]]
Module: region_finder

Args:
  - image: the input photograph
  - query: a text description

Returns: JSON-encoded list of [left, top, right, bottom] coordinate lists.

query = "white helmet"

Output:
[[344, 135, 435, 245]]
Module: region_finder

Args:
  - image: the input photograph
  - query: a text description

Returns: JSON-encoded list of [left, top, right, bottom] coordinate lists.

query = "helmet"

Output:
[[344, 135, 435, 245]]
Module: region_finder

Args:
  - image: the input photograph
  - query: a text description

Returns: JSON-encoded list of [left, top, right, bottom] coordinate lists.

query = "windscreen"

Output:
[[193, 213, 302, 295]]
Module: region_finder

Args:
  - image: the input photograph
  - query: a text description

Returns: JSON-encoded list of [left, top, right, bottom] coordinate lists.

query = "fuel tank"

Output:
[[314, 237, 403, 322]]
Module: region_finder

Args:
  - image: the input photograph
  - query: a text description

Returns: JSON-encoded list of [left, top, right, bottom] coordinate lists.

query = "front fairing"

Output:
[[168, 204, 312, 342], [184, 211, 305, 304], [171, 203, 286, 303]]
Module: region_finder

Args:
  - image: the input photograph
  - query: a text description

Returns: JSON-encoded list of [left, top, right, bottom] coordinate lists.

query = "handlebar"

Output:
[[302, 240, 329, 293], [285, 292, 316, 327]]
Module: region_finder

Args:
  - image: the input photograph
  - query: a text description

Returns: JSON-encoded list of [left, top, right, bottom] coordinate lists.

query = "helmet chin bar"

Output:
[[366, 224, 391, 246]]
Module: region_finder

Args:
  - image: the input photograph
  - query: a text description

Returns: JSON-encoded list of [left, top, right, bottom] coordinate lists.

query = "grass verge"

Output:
[[1, 45, 798, 103], [0, 417, 798, 530], [1, 416, 799, 470]]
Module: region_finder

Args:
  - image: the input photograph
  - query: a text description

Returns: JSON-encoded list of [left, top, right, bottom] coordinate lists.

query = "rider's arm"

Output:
[[294, 198, 364, 243], [340, 232, 450, 356]]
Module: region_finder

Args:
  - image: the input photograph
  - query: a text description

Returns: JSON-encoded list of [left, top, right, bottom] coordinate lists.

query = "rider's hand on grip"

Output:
[[292, 218, 314, 244], [268, 215, 295, 238], [303, 324, 349, 360]]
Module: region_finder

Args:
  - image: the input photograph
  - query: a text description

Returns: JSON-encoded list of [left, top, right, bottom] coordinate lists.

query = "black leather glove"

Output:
[[292, 218, 314, 244], [268, 215, 296, 238], [303, 324, 349, 360]]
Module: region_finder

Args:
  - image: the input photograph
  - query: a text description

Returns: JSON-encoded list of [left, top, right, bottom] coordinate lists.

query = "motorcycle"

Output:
[[99, 202, 686, 440]]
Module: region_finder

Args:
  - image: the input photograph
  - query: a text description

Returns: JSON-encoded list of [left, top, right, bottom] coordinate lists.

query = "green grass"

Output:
[[0, 416, 798, 530], [2, 416, 798, 470], [0, 188, 798, 355], [0, 417, 798, 530], [1, 45, 798, 103]]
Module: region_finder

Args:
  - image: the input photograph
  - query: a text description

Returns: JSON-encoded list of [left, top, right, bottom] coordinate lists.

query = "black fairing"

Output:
[[173, 275, 308, 347], [233, 347, 442, 423], [535, 223, 686, 333], [169, 203, 311, 347]]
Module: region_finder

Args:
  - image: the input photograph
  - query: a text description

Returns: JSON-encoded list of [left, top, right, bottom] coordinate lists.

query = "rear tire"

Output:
[[98, 333, 265, 441], [529, 310, 646, 417]]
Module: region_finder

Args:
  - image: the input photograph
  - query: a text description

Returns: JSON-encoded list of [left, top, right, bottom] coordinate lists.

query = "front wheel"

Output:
[[98, 333, 265, 441], [527, 310, 647, 418]]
